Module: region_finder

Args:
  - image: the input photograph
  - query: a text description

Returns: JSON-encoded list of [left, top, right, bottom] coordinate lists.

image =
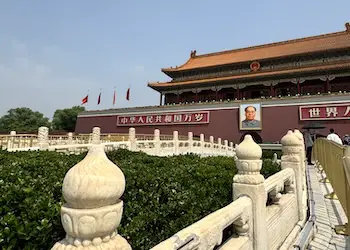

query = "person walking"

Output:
[[343, 134, 350, 145], [327, 128, 343, 145], [304, 129, 314, 165]]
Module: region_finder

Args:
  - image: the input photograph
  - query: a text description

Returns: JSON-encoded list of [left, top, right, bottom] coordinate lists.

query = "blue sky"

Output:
[[0, 1, 349, 119]]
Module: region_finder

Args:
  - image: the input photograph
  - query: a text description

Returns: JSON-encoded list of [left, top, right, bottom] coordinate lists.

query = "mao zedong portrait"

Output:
[[241, 105, 261, 129]]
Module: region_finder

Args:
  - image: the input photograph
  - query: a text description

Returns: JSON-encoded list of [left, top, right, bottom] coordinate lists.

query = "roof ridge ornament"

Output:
[[190, 50, 197, 58], [346, 22, 350, 32]]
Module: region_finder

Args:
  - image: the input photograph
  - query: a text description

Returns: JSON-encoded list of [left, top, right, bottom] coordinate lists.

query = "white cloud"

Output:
[[0, 40, 98, 119]]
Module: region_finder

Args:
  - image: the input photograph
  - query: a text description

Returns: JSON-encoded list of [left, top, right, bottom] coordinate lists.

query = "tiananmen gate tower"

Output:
[[75, 23, 350, 143]]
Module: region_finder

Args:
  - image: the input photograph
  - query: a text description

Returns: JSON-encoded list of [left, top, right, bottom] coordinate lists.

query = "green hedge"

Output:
[[262, 149, 282, 160], [0, 149, 280, 250]]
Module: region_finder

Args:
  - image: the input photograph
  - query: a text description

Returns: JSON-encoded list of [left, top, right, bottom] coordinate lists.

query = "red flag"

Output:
[[113, 90, 116, 105], [126, 88, 130, 101], [97, 92, 101, 105], [81, 95, 88, 105]]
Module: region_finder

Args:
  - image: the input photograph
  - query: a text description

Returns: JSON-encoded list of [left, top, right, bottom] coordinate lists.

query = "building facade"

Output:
[[75, 23, 350, 143]]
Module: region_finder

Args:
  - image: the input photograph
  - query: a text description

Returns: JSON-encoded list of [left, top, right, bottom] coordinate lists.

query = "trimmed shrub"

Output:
[[0, 149, 280, 250]]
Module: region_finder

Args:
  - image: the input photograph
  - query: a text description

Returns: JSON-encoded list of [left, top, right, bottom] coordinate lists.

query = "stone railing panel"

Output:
[[151, 196, 253, 250]]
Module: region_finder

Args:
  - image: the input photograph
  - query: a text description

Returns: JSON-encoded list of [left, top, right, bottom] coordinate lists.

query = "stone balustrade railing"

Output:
[[1, 127, 282, 154], [49, 128, 307, 249], [0, 129, 190, 150], [3, 126, 236, 157]]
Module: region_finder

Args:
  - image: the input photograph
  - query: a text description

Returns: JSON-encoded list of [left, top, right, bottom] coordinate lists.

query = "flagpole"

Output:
[[97, 88, 102, 106], [126, 84, 131, 102], [113, 86, 116, 107], [87, 88, 90, 110]]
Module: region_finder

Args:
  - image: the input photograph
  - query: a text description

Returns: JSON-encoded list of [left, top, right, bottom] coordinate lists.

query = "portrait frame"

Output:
[[239, 103, 262, 130]]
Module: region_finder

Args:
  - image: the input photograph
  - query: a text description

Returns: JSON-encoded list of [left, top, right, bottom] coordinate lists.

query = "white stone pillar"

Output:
[[38, 126, 49, 150], [154, 129, 160, 156], [233, 135, 267, 250], [128, 127, 136, 151], [68, 132, 73, 145], [67, 132, 74, 152], [209, 136, 214, 144], [293, 129, 306, 167], [209, 136, 214, 154], [8, 131, 16, 149], [188, 132, 193, 151], [293, 129, 308, 222], [88, 133, 93, 144], [224, 140, 228, 155], [52, 127, 131, 250], [230, 142, 234, 157], [218, 138, 222, 155], [230, 142, 234, 153], [281, 130, 304, 221], [200, 133, 204, 155], [173, 131, 179, 155], [293, 130, 306, 183], [91, 127, 100, 144]]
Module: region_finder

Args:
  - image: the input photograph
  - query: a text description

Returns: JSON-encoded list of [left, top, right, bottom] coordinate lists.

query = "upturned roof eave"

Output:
[[149, 61, 350, 91], [161, 25, 350, 72], [161, 46, 350, 73]]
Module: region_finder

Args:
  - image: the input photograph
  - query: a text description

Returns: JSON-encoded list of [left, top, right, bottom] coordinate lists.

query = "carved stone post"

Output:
[[293, 129, 308, 220], [38, 126, 49, 150], [281, 131, 304, 221], [224, 140, 228, 155], [173, 131, 179, 155], [52, 127, 131, 250], [230, 142, 234, 156], [88, 133, 93, 144], [68, 133, 73, 145], [188, 132, 193, 151], [233, 135, 267, 250], [293, 129, 306, 165], [8, 131, 16, 149], [217, 138, 222, 155], [293, 129, 306, 176], [128, 128, 136, 151], [200, 133, 204, 155], [67, 132, 74, 152], [154, 129, 161, 156], [209, 136, 214, 153]]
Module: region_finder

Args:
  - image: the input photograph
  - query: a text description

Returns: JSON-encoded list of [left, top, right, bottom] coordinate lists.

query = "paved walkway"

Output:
[[307, 164, 349, 250]]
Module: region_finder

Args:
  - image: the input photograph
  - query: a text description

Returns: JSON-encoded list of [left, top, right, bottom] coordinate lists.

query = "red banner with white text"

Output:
[[117, 111, 210, 126], [299, 103, 350, 120]]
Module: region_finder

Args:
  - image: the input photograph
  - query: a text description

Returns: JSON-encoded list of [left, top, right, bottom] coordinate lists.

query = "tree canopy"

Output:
[[51, 106, 85, 132], [0, 107, 50, 132]]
